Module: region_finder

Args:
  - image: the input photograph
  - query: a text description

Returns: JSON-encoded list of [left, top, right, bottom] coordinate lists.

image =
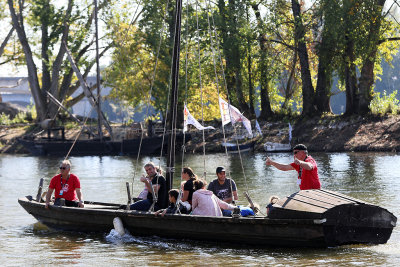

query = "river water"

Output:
[[1, 152, 399, 266]]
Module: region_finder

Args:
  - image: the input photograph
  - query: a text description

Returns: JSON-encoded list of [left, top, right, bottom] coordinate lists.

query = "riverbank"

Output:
[[1, 114, 400, 154]]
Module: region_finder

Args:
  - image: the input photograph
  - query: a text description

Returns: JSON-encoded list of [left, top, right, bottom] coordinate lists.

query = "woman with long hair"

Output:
[[181, 167, 197, 204]]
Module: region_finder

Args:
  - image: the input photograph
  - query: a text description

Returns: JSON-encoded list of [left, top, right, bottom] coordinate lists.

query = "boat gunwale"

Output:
[[18, 196, 326, 225]]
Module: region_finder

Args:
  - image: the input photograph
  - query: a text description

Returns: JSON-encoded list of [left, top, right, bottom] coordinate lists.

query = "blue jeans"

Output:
[[129, 199, 152, 211]]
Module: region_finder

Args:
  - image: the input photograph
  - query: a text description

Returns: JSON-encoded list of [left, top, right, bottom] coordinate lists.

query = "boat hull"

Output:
[[19, 196, 326, 247], [222, 142, 255, 153], [18, 133, 189, 156], [18, 138, 119, 156], [263, 142, 291, 152], [18, 192, 396, 247]]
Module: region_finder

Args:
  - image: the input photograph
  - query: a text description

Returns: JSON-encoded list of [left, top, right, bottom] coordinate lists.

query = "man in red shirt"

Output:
[[45, 160, 84, 208], [265, 144, 321, 190]]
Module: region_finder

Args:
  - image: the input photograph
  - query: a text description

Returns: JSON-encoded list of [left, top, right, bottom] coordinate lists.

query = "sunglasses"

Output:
[[59, 166, 67, 170], [293, 151, 299, 155]]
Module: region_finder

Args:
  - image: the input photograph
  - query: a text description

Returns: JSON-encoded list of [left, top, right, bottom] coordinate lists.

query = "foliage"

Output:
[[4, 0, 400, 121], [5, 0, 120, 122], [369, 90, 400, 115], [0, 112, 29, 125]]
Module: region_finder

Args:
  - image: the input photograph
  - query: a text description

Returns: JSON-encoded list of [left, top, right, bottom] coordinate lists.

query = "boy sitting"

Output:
[[155, 189, 189, 217]]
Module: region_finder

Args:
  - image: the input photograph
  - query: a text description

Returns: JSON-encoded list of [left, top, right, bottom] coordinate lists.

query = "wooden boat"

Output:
[[222, 141, 255, 153], [263, 141, 291, 152], [18, 137, 120, 156], [18, 133, 189, 156], [18, 189, 396, 247], [17, 0, 396, 249]]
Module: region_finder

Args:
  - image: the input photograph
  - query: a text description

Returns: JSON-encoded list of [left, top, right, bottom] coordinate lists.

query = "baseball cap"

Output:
[[216, 166, 225, 173]]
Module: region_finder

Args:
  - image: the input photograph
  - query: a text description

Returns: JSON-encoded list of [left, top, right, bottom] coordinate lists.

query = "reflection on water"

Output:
[[1, 152, 400, 265]]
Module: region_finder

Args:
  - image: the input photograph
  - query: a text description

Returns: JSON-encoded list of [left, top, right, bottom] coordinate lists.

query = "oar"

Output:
[[244, 191, 260, 214], [36, 178, 44, 202], [126, 182, 132, 209]]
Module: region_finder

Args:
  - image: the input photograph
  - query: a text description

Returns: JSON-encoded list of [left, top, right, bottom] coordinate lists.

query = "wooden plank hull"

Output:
[[222, 142, 255, 153], [18, 133, 189, 156], [18, 138, 119, 156], [19, 190, 396, 247]]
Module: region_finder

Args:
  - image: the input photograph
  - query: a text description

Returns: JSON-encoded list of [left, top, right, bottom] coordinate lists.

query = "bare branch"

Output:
[[0, 26, 14, 57]]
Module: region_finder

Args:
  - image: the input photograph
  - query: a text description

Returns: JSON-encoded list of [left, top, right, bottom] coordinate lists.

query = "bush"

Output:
[[0, 112, 29, 125], [0, 113, 12, 125], [369, 90, 400, 115]]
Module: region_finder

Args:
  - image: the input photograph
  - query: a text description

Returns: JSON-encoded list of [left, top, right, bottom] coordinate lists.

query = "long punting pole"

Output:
[[94, 0, 103, 141], [166, 0, 183, 194]]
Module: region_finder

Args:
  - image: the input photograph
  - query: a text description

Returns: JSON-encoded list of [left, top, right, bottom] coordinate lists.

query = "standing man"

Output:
[[130, 162, 167, 212], [207, 166, 238, 216], [265, 144, 321, 190], [45, 160, 84, 208]]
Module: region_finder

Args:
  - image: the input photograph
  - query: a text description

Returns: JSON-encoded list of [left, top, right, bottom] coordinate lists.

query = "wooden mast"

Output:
[[94, 0, 103, 141], [166, 0, 183, 195]]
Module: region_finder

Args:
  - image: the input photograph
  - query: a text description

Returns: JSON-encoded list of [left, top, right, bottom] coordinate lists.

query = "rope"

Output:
[[205, 0, 250, 199], [195, 0, 207, 181], [181, 0, 190, 171], [131, 0, 171, 198]]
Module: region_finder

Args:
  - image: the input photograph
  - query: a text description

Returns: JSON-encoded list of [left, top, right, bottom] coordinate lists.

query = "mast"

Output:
[[94, 0, 103, 140], [166, 0, 183, 194]]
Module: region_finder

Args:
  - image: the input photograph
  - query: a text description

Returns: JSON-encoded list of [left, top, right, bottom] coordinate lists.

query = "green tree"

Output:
[[7, 0, 115, 122]]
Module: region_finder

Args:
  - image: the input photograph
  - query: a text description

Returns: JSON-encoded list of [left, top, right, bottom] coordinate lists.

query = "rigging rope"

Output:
[[205, 0, 250, 195], [131, 0, 171, 201], [195, 0, 208, 180], [181, 0, 190, 172]]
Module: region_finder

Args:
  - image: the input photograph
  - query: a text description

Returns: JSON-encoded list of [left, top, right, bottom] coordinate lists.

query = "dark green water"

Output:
[[1, 152, 399, 266]]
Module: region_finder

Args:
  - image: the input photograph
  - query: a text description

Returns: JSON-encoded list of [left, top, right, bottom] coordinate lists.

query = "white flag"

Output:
[[183, 105, 215, 132], [219, 97, 231, 126], [288, 122, 292, 142], [255, 120, 262, 136], [219, 97, 252, 137]]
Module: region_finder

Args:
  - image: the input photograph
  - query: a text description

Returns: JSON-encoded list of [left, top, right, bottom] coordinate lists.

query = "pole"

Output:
[[94, 0, 103, 140], [166, 0, 182, 196]]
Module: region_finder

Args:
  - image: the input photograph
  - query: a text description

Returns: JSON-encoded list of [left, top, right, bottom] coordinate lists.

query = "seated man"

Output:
[[130, 162, 167, 211], [45, 160, 84, 208], [207, 166, 238, 216]]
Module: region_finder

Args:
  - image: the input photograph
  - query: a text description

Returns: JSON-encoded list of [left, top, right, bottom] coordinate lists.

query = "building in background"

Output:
[[0, 76, 146, 122]]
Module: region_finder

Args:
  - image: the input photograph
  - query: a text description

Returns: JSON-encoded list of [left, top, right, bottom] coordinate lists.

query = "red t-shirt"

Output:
[[49, 173, 81, 201], [290, 156, 321, 190]]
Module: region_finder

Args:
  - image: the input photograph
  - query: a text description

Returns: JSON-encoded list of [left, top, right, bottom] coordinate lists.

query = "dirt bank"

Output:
[[2, 115, 400, 154]]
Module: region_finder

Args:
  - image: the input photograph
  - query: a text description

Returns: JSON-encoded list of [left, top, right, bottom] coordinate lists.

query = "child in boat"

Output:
[[191, 179, 236, 217], [266, 195, 279, 216], [155, 189, 189, 216]]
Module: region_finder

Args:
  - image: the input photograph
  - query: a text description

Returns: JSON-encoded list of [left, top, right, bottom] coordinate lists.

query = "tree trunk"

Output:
[[8, 0, 47, 121], [291, 0, 315, 116], [282, 50, 297, 112], [314, 34, 333, 114], [218, 0, 250, 116], [259, 49, 273, 119], [251, 3, 273, 119], [344, 35, 358, 115], [357, 0, 386, 114], [247, 34, 255, 118]]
